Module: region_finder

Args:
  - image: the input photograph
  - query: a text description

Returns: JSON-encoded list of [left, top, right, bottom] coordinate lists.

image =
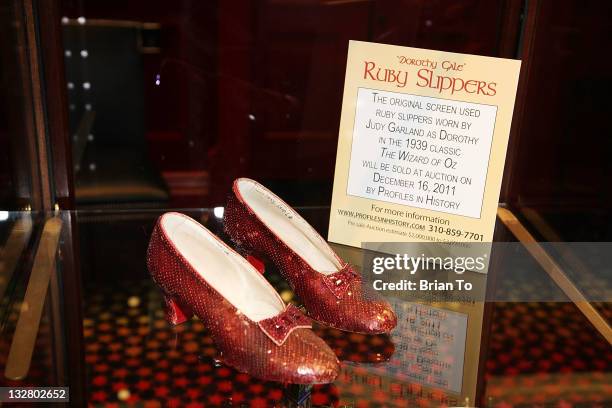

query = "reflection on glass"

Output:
[[0, 212, 66, 389], [63, 19, 169, 207], [0, 1, 37, 210], [58, 0, 510, 208]]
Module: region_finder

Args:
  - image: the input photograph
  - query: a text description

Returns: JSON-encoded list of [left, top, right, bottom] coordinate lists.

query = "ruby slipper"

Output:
[[224, 178, 397, 334], [147, 212, 339, 384]]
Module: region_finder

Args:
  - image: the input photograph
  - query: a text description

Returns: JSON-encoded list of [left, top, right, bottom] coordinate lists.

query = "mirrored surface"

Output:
[[2, 209, 609, 406]]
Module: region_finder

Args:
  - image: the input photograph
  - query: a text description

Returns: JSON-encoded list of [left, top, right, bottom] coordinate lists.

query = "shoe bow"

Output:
[[322, 263, 359, 300], [258, 304, 311, 346]]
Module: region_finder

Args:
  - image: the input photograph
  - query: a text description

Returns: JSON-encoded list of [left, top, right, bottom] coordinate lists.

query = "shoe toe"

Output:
[[255, 328, 339, 384], [289, 330, 340, 384], [294, 356, 339, 384], [354, 301, 397, 334], [373, 303, 397, 332]]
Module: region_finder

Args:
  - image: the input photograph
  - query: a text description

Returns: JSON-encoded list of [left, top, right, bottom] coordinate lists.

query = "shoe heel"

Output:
[[236, 246, 266, 275], [246, 254, 266, 275], [162, 294, 193, 325]]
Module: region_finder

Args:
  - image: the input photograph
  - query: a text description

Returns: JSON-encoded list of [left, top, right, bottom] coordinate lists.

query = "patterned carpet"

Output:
[[80, 277, 611, 407]]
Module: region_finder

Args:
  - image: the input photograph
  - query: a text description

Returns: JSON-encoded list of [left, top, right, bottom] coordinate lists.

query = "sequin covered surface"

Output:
[[224, 179, 397, 334], [147, 212, 340, 384]]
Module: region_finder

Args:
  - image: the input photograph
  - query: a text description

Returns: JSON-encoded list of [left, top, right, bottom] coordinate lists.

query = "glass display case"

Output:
[[1, 209, 610, 407], [0, 0, 610, 406]]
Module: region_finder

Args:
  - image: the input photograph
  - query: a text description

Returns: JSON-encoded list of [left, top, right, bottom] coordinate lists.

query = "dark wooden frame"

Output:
[[500, 0, 542, 206], [35, 0, 75, 211], [17, 1, 85, 406]]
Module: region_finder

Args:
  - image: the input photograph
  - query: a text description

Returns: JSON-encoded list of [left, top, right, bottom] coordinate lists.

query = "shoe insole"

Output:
[[162, 213, 283, 322], [236, 179, 341, 274]]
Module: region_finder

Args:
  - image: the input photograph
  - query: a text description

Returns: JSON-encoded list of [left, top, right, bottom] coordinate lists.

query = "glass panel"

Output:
[[510, 2, 612, 241], [57, 0, 510, 208], [0, 1, 37, 210], [506, 2, 612, 335], [7, 208, 602, 406], [0, 209, 607, 405], [0, 211, 68, 390]]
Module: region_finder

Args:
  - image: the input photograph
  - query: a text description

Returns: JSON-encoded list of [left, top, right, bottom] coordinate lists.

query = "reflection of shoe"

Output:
[[147, 212, 339, 384], [224, 178, 397, 334], [314, 326, 396, 364]]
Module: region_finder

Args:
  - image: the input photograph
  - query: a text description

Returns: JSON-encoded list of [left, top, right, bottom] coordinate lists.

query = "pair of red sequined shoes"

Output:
[[147, 178, 397, 384]]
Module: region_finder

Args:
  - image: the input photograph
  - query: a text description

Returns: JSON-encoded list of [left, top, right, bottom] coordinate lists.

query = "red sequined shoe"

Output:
[[224, 179, 397, 334], [147, 212, 340, 384]]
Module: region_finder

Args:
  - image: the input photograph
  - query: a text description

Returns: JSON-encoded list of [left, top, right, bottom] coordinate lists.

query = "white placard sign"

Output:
[[347, 88, 498, 219]]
